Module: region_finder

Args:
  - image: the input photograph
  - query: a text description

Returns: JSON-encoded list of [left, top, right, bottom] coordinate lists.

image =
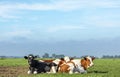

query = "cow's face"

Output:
[[81, 56, 95, 70], [85, 56, 95, 67], [24, 55, 37, 65]]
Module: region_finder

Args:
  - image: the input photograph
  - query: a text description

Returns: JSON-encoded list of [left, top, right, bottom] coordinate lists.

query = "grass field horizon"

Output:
[[0, 58, 120, 77]]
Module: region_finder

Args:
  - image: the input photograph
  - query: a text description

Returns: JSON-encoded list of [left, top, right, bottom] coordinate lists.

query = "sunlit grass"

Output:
[[0, 58, 120, 77], [0, 58, 27, 66]]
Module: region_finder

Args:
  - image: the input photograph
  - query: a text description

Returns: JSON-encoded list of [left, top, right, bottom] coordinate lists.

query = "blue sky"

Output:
[[0, 0, 120, 42], [0, 0, 120, 57], [0, 0, 120, 41]]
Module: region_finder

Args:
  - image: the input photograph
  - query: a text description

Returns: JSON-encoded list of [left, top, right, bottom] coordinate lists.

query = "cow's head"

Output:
[[58, 58, 66, 66], [86, 56, 95, 67], [24, 54, 37, 65], [81, 56, 95, 70], [64, 56, 70, 62]]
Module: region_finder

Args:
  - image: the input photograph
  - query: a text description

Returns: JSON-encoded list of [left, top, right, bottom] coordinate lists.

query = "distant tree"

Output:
[[55, 54, 65, 58], [73, 56, 77, 58], [42, 53, 49, 58], [36, 55, 40, 58], [0, 56, 6, 60], [102, 55, 120, 58], [51, 54, 65, 58], [52, 53, 56, 58]]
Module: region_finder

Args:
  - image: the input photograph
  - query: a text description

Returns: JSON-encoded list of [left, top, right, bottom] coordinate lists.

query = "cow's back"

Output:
[[71, 59, 81, 66]]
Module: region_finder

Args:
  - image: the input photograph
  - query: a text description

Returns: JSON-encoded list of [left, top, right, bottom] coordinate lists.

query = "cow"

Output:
[[58, 61, 75, 74], [72, 56, 95, 73], [58, 56, 95, 74], [57, 56, 75, 74], [39, 58, 66, 73], [24, 54, 57, 74]]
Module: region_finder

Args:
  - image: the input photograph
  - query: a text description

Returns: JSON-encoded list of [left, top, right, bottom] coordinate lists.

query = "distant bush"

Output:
[[102, 55, 120, 58], [0, 56, 6, 60]]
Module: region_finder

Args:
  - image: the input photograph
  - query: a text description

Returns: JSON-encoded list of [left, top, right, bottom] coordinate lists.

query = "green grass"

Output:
[[0, 58, 27, 66], [19, 73, 106, 77], [0, 58, 120, 77]]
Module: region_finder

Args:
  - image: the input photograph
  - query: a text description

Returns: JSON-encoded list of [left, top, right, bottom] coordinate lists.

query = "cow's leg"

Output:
[[33, 68, 38, 74], [27, 70, 31, 74], [78, 66, 87, 74], [27, 67, 32, 74], [74, 65, 84, 73], [50, 66, 56, 73], [68, 66, 74, 74], [69, 70, 73, 74], [33, 71, 37, 74]]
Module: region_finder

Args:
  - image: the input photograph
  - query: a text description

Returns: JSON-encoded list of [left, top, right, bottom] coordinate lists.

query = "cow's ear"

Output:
[[24, 56, 28, 59], [70, 57, 74, 60], [92, 57, 95, 61], [84, 57, 87, 60], [60, 58, 64, 61], [34, 56, 37, 58]]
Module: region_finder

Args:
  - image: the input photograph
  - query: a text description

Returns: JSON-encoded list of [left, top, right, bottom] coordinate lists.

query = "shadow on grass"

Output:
[[88, 70, 108, 74]]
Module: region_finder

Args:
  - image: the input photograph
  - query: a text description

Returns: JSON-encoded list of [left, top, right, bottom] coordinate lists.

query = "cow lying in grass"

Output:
[[72, 56, 95, 73], [24, 55, 95, 74], [24, 54, 57, 74], [39, 57, 66, 73], [58, 56, 95, 74]]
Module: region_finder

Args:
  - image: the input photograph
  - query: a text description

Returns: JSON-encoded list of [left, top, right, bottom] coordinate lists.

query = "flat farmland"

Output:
[[0, 58, 120, 77]]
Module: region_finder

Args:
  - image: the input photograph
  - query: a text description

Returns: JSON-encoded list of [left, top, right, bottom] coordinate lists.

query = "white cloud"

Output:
[[6, 30, 31, 37], [0, 4, 21, 19], [50, 0, 120, 10], [0, 30, 32, 41], [0, 0, 120, 18], [47, 25, 86, 32], [83, 14, 120, 27]]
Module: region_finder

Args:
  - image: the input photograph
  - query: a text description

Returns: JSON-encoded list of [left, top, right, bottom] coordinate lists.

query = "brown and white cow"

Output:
[[58, 61, 75, 74], [58, 56, 75, 74], [58, 56, 95, 74], [72, 56, 95, 73]]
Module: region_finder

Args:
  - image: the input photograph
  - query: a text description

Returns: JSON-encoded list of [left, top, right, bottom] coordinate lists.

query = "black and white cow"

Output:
[[24, 54, 57, 74]]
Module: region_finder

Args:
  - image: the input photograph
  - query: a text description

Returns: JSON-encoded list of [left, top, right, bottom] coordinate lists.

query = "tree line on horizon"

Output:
[[0, 53, 120, 59], [42, 53, 120, 59]]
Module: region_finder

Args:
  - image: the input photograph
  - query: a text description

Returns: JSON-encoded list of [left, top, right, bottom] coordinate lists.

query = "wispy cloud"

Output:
[[47, 25, 86, 32], [0, 3, 21, 19], [5, 30, 31, 37], [0, 29, 32, 41], [0, 0, 120, 18], [52, 0, 120, 10], [83, 14, 120, 27]]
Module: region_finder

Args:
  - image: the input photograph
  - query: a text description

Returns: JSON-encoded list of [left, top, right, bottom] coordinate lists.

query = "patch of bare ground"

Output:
[[0, 66, 29, 77]]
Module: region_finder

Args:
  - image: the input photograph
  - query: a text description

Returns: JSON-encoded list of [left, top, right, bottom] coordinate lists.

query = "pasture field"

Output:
[[0, 58, 120, 77]]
